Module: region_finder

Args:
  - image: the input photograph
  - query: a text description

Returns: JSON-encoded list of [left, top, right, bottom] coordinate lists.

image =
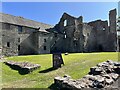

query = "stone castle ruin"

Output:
[[48, 9, 118, 53], [0, 9, 119, 56]]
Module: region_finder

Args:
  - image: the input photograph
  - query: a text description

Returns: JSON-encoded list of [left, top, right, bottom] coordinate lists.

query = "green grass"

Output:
[[1, 52, 119, 88]]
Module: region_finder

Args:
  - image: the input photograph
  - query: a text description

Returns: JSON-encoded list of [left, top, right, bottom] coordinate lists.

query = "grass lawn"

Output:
[[1, 52, 119, 89]]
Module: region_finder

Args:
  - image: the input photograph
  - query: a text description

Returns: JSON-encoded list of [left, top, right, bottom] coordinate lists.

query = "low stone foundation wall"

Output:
[[54, 60, 120, 89], [4, 61, 40, 74]]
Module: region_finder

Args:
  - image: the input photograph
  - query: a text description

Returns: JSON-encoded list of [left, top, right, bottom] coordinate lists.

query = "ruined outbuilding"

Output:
[[0, 9, 118, 56]]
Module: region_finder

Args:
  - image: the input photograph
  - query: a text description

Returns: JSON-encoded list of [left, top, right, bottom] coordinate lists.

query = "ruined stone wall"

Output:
[[18, 27, 38, 55], [87, 20, 110, 52], [38, 32, 52, 54], [64, 25, 78, 52], [2, 23, 19, 56], [109, 9, 117, 34], [49, 9, 117, 53], [109, 9, 117, 51], [83, 23, 94, 52], [0, 22, 2, 56], [1, 21, 53, 56], [73, 19, 84, 52], [1, 23, 39, 56], [49, 13, 84, 53], [55, 13, 76, 33], [87, 18, 117, 52], [50, 33, 64, 53], [54, 60, 120, 89]]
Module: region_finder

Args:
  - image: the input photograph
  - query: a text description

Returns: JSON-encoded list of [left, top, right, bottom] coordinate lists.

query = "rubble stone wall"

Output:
[[54, 60, 120, 89], [2, 23, 19, 56]]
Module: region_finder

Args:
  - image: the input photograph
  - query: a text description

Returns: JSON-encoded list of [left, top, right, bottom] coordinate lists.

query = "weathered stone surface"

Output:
[[52, 53, 64, 68], [105, 78, 114, 85], [110, 73, 119, 80], [48, 9, 117, 54], [54, 60, 120, 89], [89, 66, 104, 75], [63, 74, 71, 79], [4, 60, 40, 74]]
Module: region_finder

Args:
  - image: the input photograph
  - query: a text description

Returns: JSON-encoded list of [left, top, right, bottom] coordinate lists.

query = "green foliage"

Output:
[[1, 52, 118, 88]]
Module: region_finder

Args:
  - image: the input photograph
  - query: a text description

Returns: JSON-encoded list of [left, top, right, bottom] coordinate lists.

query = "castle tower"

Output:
[[109, 9, 118, 51], [109, 9, 117, 33]]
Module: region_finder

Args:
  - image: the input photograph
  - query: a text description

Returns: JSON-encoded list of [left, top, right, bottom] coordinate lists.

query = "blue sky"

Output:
[[2, 2, 118, 25]]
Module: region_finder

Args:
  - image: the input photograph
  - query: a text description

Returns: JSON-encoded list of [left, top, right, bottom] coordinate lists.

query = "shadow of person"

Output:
[[39, 67, 57, 73]]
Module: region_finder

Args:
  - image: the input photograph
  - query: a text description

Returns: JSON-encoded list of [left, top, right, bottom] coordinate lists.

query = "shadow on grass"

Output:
[[4, 63, 29, 75], [118, 52, 120, 62], [39, 67, 57, 73], [49, 83, 68, 90], [48, 83, 59, 90]]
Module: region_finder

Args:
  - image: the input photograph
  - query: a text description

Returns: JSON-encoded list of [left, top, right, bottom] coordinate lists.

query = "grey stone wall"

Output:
[[38, 32, 53, 54], [49, 13, 84, 53], [0, 12, 53, 56], [86, 17, 117, 52], [109, 9, 118, 51], [2, 23, 19, 56], [18, 27, 38, 55], [1, 22, 52, 56], [109, 9, 117, 34], [49, 9, 118, 53], [50, 33, 64, 53], [1, 23, 40, 56], [82, 23, 93, 52], [88, 20, 113, 52], [0, 23, 2, 56]]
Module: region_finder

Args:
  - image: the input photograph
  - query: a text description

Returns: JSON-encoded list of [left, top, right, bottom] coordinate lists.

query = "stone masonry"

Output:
[[54, 60, 120, 89], [0, 9, 119, 56], [0, 13, 53, 56], [4, 60, 40, 74], [48, 9, 118, 53]]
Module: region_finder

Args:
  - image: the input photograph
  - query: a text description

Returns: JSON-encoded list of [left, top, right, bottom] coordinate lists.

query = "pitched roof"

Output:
[[0, 13, 53, 32]]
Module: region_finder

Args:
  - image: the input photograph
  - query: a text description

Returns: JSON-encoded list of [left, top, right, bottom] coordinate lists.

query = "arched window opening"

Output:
[[64, 20, 67, 26]]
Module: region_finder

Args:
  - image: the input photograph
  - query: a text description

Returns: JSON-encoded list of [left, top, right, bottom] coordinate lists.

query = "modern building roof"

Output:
[[0, 13, 53, 32]]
